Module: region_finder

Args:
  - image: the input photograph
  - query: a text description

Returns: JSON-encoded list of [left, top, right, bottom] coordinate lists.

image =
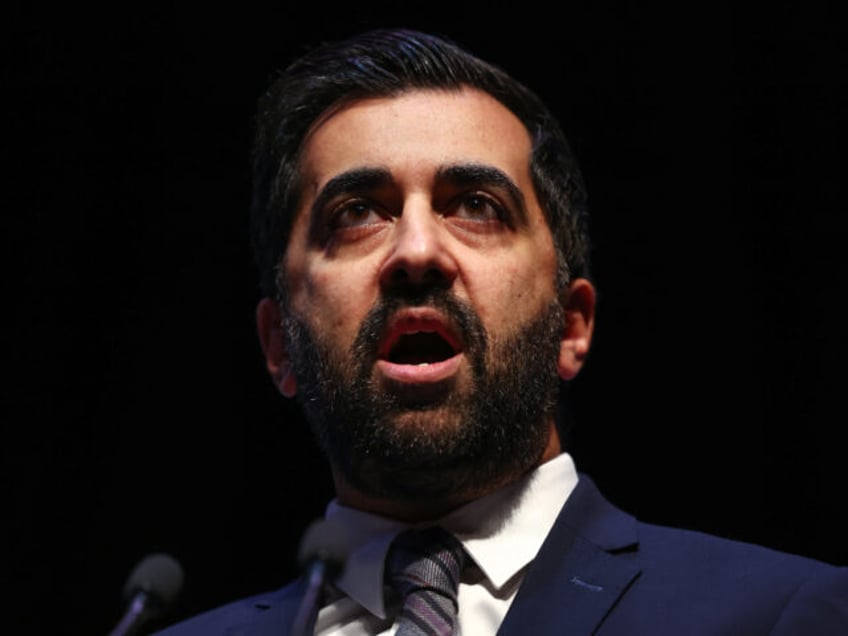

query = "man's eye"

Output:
[[330, 201, 384, 229], [453, 193, 505, 222]]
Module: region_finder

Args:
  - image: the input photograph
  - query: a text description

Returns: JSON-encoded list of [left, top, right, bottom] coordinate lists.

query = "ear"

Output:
[[558, 278, 596, 381], [256, 297, 298, 398]]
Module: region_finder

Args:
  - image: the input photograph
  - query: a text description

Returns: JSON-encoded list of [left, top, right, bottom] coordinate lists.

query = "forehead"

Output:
[[298, 87, 536, 193]]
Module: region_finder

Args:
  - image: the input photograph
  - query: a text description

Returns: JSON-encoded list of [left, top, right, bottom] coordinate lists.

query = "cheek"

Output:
[[293, 264, 375, 342], [472, 248, 558, 331]]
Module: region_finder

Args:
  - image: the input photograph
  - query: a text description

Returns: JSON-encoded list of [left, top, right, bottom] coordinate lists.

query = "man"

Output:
[[156, 28, 848, 635]]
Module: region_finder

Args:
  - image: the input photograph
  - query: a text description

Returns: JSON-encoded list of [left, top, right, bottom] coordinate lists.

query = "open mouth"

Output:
[[387, 331, 457, 365], [375, 310, 465, 390], [378, 313, 463, 367]]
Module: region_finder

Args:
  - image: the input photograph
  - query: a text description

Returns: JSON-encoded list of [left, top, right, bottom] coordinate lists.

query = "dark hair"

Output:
[[250, 28, 591, 299]]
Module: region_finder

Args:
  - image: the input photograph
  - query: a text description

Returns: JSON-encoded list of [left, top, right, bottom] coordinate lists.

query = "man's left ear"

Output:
[[558, 278, 596, 381]]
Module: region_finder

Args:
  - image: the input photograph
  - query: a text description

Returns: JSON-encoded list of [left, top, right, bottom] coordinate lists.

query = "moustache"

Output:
[[350, 289, 488, 375]]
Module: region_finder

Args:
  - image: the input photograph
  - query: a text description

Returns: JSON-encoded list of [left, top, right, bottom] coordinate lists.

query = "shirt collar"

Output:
[[323, 453, 579, 619]]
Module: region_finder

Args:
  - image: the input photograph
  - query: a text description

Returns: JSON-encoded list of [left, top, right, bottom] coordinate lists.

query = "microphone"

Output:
[[109, 552, 185, 636], [291, 519, 349, 636]]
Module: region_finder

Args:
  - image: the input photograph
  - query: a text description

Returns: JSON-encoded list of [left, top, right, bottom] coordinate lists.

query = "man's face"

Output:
[[275, 88, 571, 506]]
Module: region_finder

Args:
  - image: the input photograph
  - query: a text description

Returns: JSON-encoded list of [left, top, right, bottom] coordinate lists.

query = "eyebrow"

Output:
[[436, 163, 528, 221], [310, 166, 394, 219]]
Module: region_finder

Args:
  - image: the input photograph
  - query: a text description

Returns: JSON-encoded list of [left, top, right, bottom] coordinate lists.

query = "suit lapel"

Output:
[[497, 476, 642, 636]]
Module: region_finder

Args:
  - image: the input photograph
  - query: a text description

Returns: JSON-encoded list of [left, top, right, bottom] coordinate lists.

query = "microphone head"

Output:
[[297, 518, 349, 570], [122, 552, 185, 609]]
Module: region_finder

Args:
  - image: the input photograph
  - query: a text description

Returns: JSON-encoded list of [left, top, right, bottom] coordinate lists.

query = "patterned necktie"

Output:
[[386, 526, 466, 636]]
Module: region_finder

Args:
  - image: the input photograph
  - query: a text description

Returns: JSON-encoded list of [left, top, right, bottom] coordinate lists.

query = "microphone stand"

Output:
[[109, 590, 155, 636], [290, 519, 348, 636], [291, 558, 331, 636]]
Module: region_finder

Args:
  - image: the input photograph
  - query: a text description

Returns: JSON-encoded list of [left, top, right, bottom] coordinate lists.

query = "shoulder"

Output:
[[152, 580, 304, 636], [566, 476, 848, 633], [569, 474, 843, 577], [621, 522, 848, 633], [636, 518, 847, 589]]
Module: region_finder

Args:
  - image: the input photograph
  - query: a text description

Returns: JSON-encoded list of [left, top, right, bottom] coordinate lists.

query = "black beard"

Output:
[[284, 289, 564, 503]]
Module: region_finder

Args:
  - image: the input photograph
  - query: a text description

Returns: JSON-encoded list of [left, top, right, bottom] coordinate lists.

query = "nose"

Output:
[[379, 198, 458, 291]]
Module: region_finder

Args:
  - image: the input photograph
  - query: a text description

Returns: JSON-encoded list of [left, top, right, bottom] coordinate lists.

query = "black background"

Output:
[[5, 3, 848, 634]]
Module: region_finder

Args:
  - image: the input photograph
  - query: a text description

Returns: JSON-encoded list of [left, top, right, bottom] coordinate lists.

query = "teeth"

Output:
[[417, 362, 430, 367]]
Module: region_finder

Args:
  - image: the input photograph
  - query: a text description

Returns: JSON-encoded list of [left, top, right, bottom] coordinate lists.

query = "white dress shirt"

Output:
[[313, 452, 580, 635]]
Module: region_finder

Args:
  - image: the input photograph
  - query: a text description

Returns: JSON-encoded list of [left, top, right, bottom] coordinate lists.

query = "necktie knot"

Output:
[[386, 526, 466, 635]]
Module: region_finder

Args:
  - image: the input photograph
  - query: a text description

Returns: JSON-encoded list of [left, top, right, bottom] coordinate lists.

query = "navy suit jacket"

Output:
[[155, 476, 848, 635]]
